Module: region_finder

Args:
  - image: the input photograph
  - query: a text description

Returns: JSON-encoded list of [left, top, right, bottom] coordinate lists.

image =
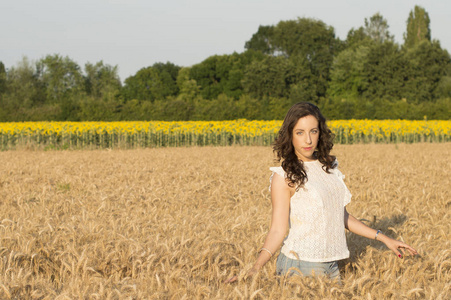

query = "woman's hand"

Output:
[[344, 209, 419, 258], [224, 267, 258, 284], [382, 237, 418, 258], [224, 172, 290, 284]]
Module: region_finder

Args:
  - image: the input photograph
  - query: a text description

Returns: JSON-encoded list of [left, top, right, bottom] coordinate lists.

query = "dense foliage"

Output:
[[1, 5, 449, 121]]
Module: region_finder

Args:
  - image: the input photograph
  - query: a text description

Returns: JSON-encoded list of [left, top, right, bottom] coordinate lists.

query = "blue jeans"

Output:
[[276, 252, 341, 281]]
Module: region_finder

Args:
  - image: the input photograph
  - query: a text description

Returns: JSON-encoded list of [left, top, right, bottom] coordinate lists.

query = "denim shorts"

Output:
[[276, 252, 341, 281]]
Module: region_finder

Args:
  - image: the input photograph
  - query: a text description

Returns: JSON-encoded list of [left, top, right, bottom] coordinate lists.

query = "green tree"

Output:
[[190, 51, 264, 100], [152, 62, 181, 97], [0, 57, 49, 121], [36, 54, 85, 120], [345, 27, 370, 48], [344, 13, 392, 50], [78, 97, 120, 121], [328, 45, 371, 98], [191, 94, 239, 120], [364, 13, 394, 44], [329, 41, 409, 102], [273, 18, 341, 97], [242, 55, 313, 99], [287, 55, 318, 103], [79, 61, 122, 122], [403, 40, 451, 102], [244, 25, 275, 54], [404, 5, 431, 48], [176, 67, 200, 102], [0, 61, 6, 94], [84, 61, 121, 100], [4, 57, 46, 108], [360, 41, 409, 101], [38, 54, 85, 103], [434, 74, 451, 99], [245, 18, 341, 97], [329, 37, 451, 115], [122, 67, 164, 101], [189, 55, 223, 99]]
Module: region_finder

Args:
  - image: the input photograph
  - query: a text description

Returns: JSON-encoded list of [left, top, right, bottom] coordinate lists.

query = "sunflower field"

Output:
[[0, 120, 450, 149]]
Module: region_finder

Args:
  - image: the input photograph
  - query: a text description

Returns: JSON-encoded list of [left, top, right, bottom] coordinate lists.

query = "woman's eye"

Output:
[[312, 130, 319, 134], [297, 132, 303, 135]]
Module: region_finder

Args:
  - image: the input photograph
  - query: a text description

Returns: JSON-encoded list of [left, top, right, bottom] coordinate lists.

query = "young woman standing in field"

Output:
[[225, 102, 417, 283]]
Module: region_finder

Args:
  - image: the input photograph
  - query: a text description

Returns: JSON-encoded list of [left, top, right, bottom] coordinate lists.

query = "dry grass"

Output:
[[0, 144, 449, 299]]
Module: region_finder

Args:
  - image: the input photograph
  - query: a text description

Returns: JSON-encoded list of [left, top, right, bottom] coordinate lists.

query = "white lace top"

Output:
[[269, 160, 351, 262]]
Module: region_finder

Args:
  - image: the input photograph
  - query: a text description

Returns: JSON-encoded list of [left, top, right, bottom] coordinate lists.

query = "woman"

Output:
[[225, 102, 417, 283]]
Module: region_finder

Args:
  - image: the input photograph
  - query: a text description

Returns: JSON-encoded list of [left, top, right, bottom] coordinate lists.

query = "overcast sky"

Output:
[[1, 0, 450, 81]]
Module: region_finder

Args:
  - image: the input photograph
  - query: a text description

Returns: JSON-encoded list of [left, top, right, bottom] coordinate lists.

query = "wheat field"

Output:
[[0, 144, 449, 299]]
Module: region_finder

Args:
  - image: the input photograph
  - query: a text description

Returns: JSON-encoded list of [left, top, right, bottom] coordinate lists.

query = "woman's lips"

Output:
[[303, 147, 312, 150]]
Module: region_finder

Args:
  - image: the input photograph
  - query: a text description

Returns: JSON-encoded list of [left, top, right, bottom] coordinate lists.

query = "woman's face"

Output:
[[291, 115, 319, 162]]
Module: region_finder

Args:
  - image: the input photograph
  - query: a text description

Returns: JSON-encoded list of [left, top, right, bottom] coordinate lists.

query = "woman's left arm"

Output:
[[344, 208, 418, 258]]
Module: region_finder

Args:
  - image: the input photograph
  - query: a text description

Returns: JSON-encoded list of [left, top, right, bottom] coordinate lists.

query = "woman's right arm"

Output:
[[224, 172, 291, 283]]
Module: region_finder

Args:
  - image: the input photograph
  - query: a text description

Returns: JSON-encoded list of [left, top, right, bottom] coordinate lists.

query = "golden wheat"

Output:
[[0, 144, 449, 299]]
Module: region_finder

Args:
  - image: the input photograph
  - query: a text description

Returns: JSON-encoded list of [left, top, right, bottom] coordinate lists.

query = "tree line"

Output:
[[1, 5, 450, 121]]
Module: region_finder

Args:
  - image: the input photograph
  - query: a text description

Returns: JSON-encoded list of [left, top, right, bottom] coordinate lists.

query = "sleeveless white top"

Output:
[[269, 160, 351, 262]]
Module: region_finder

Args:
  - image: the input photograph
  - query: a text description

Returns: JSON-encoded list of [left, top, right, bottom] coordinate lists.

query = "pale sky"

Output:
[[1, 0, 450, 82]]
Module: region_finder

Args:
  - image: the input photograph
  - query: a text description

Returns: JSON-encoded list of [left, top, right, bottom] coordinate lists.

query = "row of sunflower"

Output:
[[0, 120, 449, 149]]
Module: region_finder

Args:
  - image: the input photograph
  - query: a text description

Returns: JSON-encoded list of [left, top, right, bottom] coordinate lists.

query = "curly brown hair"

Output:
[[272, 102, 336, 190]]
